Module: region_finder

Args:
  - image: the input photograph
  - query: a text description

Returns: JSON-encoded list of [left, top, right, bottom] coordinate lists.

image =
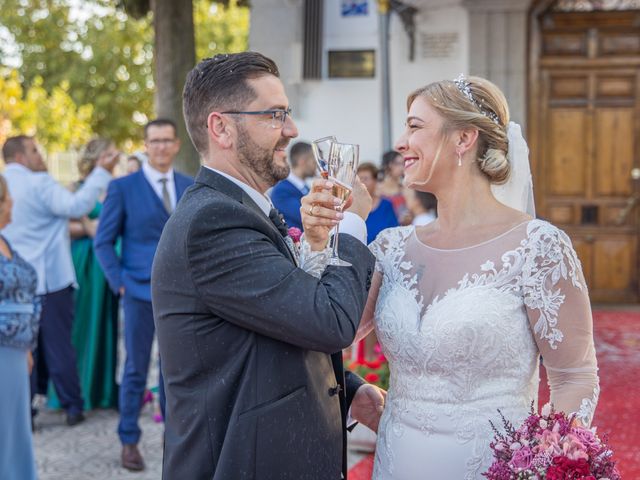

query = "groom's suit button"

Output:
[[328, 385, 342, 396]]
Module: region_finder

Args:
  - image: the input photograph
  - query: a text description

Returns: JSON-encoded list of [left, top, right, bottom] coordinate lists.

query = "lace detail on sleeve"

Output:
[[523, 221, 584, 349], [573, 385, 600, 426], [299, 238, 331, 279], [369, 226, 414, 275]]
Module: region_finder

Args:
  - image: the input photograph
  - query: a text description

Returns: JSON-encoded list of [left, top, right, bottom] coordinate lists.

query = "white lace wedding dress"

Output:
[[356, 219, 600, 480]]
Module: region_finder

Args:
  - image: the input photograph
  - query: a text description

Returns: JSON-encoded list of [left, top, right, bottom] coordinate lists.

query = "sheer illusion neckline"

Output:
[[412, 219, 532, 252]]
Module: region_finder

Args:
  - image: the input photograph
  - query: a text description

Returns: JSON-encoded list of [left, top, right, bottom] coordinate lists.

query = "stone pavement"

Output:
[[33, 401, 369, 479]]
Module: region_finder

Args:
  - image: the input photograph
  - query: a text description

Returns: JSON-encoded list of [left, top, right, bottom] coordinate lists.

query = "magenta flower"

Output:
[[508, 446, 534, 471], [287, 227, 302, 243]]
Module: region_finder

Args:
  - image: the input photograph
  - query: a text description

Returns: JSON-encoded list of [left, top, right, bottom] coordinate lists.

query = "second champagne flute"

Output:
[[326, 141, 359, 267], [311, 136, 336, 179]]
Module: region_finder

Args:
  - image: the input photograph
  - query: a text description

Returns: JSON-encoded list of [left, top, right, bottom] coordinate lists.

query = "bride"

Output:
[[307, 76, 600, 479]]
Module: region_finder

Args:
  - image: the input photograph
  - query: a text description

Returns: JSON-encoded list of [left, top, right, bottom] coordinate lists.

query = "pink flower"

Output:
[[288, 227, 302, 243], [570, 426, 601, 454], [509, 446, 534, 471], [561, 433, 588, 461], [534, 429, 563, 457]]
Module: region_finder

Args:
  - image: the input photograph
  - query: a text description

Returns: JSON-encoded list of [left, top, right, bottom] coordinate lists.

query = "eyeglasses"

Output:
[[220, 107, 292, 129], [147, 138, 177, 146]]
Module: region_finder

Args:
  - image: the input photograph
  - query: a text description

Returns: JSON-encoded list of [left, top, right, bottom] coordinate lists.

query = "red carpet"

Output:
[[347, 310, 640, 479]]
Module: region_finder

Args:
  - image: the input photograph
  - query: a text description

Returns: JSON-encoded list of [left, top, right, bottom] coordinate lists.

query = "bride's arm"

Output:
[[524, 226, 599, 426], [354, 272, 382, 343]]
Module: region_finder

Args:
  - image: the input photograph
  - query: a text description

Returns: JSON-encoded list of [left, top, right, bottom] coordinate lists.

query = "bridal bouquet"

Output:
[[483, 404, 620, 480]]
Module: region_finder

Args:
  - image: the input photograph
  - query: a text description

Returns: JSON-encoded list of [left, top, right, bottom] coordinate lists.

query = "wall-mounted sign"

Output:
[[341, 0, 369, 16], [420, 32, 459, 59], [328, 50, 376, 78]]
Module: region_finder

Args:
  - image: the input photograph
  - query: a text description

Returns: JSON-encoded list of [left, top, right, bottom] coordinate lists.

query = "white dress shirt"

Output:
[[142, 161, 177, 210], [205, 166, 367, 245], [1, 163, 112, 294], [286, 172, 309, 194]]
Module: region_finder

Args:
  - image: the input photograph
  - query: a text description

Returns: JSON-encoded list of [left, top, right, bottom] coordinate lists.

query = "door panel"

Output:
[[594, 108, 634, 197]]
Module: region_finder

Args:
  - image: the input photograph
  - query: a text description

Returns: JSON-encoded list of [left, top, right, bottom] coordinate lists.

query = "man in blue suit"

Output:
[[270, 141, 316, 229], [94, 119, 193, 471]]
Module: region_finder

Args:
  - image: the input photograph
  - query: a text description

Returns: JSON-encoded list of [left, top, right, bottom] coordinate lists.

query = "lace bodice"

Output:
[[359, 220, 599, 479]]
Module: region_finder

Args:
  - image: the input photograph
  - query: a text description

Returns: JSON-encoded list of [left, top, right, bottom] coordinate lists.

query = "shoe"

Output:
[[66, 412, 86, 427], [121, 444, 145, 471]]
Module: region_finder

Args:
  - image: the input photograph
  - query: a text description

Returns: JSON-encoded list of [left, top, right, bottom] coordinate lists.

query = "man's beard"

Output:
[[236, 124, 290, 187]]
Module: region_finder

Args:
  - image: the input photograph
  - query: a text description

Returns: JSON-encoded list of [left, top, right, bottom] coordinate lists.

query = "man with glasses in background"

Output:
[[94, 119, 193, 471]]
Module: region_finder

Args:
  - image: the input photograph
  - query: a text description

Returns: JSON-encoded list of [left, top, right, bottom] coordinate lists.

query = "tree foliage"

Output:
[[0, 68, 93, 152], [0, 0, 249, 151]]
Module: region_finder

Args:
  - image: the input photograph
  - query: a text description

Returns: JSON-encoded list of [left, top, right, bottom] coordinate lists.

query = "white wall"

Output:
[[250, 0, 470, 164]]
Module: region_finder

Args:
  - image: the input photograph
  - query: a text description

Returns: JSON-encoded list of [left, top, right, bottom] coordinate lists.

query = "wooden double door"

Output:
[[529, 5, 640, 302]]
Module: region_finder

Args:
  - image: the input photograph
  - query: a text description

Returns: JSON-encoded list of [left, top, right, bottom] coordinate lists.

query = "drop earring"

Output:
[[457, 151, 462, 167]]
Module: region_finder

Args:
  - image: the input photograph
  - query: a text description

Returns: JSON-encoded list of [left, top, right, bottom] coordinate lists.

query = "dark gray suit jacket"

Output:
[[152, 167, 375, 480]]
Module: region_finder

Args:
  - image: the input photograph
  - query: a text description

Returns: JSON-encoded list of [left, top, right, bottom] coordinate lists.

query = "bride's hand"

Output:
[[351, 383, 387, 433], [300, 179, 344, 251]]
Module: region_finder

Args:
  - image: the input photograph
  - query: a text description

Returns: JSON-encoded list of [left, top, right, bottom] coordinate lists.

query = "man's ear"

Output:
[[207, 112, 233, 149]]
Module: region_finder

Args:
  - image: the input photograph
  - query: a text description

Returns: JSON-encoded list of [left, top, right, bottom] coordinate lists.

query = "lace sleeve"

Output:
[[298, 238, 331, 279], [523, 222, 599, 426]]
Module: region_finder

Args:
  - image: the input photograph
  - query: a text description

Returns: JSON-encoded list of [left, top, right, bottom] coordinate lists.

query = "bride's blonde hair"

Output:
[[407, 76, 511, 184]]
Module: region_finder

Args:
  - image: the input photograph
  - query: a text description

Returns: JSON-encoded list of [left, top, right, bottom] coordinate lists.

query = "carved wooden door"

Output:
[[530, 4, 640, 302]]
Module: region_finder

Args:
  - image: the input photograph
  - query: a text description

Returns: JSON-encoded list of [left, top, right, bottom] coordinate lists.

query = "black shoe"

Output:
[[66, 412, 85, 426]]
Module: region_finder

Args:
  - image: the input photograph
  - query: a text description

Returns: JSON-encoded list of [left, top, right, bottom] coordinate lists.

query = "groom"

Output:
[[152, 51, 383, 480]]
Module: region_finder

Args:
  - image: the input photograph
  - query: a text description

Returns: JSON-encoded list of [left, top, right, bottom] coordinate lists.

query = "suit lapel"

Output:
[[195, 167, 296, 264]]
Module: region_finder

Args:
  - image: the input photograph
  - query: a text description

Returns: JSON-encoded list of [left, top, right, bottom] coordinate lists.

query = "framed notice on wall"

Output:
[[341, 0, 369, 16], [328, 50, 376, 78]]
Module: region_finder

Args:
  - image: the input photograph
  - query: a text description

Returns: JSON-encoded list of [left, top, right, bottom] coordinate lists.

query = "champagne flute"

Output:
[[326, 141, 359, 267], [311, 136, 336, 179]]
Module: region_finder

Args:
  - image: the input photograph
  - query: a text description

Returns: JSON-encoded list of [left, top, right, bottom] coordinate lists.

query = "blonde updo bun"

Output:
[[407, 76, 511, 185]]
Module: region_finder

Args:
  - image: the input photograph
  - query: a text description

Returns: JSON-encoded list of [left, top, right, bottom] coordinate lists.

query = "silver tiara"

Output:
[[453, 74, 500, 125]]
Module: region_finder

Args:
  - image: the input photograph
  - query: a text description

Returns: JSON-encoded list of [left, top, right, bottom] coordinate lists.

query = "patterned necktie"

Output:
[[159, 178, 173, 214], [268, 208, 289, 238]]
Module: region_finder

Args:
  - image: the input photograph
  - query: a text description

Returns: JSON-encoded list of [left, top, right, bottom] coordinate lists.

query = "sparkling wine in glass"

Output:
[[327, 141, 359, 267], [311, 136, 336, 179]]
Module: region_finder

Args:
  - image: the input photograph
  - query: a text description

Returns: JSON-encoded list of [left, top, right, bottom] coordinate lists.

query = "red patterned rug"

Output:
[[347, 309, 640, 479]]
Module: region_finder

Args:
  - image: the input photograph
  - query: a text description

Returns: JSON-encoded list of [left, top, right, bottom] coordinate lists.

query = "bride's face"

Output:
[[394, 97, 453, 190]]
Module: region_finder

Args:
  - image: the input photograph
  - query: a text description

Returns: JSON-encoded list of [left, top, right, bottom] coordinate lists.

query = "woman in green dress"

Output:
[[51, 138, 120, 410]]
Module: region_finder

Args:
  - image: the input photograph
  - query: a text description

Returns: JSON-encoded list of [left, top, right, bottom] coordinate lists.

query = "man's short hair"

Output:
[[183, 52, 280, 155], [2, 135, 31, 163], [289, 142, 312, 168], [144, 118, 178, 138]]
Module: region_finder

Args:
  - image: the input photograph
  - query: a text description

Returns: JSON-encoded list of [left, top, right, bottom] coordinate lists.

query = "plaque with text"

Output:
[[328, 50, 376, 78]]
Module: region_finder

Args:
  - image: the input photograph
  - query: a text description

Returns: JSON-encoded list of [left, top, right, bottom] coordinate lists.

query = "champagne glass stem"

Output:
[[331, 206, 342, 260]]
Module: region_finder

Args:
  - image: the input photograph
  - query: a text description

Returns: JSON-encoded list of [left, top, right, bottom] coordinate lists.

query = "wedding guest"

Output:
[[1, 135, 117, 427], [0, 173, 39, 480], [126, 154, 143, 174], [405, 188, 437, 226], [94, 119, 193, 471], [270, 141, 316, 229], [379, 150, 410, 224], [64, 139, 120, 410], [357, 162, 398, 244]]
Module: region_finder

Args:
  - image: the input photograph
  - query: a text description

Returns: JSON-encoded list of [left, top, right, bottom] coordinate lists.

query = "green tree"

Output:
[[0, 68, 93, 152], [0, 0, 249, 165]]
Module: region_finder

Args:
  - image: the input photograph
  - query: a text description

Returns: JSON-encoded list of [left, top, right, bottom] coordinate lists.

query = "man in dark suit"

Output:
[[270, 141, 316, 229], [152, 52, 385, 480], [94, 119, 193, 471]]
